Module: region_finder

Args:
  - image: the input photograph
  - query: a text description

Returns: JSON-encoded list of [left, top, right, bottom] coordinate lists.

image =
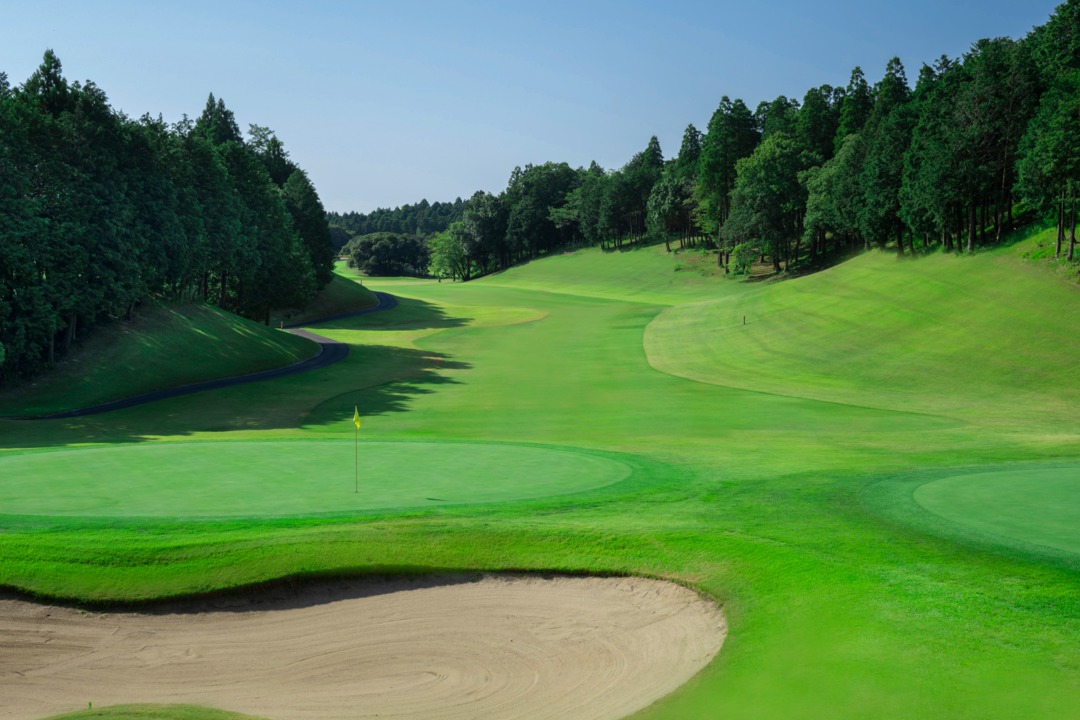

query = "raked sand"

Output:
[[1, 575, 726, 720]]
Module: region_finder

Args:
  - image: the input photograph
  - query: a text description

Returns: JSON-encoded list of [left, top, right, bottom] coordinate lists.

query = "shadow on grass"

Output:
[[300, 346, 470, 430], [0, 343, 472, 449], [311, 296, 468, 332]]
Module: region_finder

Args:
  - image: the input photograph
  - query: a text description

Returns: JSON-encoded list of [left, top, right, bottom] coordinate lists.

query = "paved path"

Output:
[[24, 291, 397, 420]]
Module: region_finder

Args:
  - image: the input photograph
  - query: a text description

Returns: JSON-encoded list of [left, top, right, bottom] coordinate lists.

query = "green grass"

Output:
[[0, 440, 630, 517], [270, 271, 377, 326], [0, 302, 317, 417], [645, 240, 1080, 428], [5, 227, 1080, 719], [913, 464, 1080, 555]]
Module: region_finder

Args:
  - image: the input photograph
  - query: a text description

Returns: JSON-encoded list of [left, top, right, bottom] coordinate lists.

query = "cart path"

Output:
[[23, 291, 397, 420]]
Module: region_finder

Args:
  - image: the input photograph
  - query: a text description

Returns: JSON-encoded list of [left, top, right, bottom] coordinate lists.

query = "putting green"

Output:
[[913, 465, 1080, 555], [0, 441, 632, 519]]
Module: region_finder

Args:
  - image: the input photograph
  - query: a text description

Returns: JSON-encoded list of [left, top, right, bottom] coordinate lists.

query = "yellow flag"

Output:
[[353, 406, 361, 429]]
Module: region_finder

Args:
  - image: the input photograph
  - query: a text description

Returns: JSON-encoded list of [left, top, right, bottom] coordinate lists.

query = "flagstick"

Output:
[[354, 421, 358, 494]]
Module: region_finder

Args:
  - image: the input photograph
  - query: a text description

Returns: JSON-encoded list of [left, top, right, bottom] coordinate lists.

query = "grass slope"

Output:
[[646, 240, 1080, 429], [4, 231, 1080, 719], [0, 303, 317, 417], [270, 272, 377, 326], [481, 241, 732, 305]]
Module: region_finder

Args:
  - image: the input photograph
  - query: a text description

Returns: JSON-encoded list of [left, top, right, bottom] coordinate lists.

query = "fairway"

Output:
[[0, 441, 632, 518], [913, 465, 1080, 555]]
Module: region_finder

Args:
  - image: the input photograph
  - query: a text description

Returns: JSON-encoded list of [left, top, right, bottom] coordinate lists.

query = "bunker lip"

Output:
[[3, 574, 726, 720]]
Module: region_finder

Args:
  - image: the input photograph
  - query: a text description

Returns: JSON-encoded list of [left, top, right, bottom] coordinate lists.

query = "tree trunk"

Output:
[[63, 312, 76, 354], [967, 203, 976, 254], [978, 201, 986, 246], [896, 219, 904, 257], [1069, 199, 1077, 263], [1057, 190, 1066, 258]]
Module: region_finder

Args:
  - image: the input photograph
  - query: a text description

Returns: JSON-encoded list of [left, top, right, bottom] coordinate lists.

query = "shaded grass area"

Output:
[[270, 272, 377, 326], [0, 303, 317, 418], [7, 229, 1080, 719]]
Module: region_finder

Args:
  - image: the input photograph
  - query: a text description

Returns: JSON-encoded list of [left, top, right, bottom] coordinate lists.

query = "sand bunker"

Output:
[[1, 575, 725, 720]]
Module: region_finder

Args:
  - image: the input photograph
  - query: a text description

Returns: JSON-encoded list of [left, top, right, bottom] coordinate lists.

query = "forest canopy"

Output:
[[0, 51, 336, 382], [352, 0, 1078, 282]]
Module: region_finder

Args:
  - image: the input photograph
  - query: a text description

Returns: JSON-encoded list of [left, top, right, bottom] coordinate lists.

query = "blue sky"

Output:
[[0, 0, 1061, 213]]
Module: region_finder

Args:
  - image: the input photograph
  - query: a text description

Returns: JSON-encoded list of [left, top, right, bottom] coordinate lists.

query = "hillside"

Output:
[[0, 303, 318, 417], [271, 272, 378, 326], [645, 227, 1080, 430], [481, 242, 734, 306]]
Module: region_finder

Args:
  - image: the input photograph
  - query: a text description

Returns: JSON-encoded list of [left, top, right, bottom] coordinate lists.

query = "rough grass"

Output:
[[0, 303, 317, 417], [6, 225, 1080, 720]]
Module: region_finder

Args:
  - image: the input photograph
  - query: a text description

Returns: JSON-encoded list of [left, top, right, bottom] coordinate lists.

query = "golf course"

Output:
[[3, 222, 1080, 718]]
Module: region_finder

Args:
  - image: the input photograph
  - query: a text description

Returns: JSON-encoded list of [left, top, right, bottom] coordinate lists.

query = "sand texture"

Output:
[[1, 574, 725, 720]]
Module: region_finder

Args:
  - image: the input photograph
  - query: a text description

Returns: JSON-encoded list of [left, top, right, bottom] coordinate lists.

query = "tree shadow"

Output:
[[299, 347, 470, 430], [0, 343, 472, 449], [309, 296, 468, 332]]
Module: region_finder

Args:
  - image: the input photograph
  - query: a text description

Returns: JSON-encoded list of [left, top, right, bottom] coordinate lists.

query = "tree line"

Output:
[[418, 0, 1077, 281], [328, 198, 466, 245], [0, 51, 335, 383]]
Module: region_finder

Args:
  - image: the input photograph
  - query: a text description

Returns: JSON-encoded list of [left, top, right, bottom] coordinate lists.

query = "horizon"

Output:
[[1, 0, 1061, 213]]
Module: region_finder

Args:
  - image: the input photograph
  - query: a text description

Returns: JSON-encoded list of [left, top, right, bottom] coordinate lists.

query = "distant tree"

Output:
[[796, 85, 839, 164], [462, 190, 508, 271], [834, 66, 873, 152], [283, 169, 335, 287], [1028, 0, 1080, 83], [346, 232, 429, 277], [858, 57, 914, 254], [757, 95, 800, 140], [803, 133, 868, 260], [503, 162, 579, 262], [722, 133, 810, 272], [558, 161, 608, 248], [696, 97, 759, 262], [429, 222, 472, 280], [674, 124, 702, 180], [901, 57, 964, 251], [248, 124, 294, 186], [1017, 68, 1080, 258], [193, 93, 242, 146]]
